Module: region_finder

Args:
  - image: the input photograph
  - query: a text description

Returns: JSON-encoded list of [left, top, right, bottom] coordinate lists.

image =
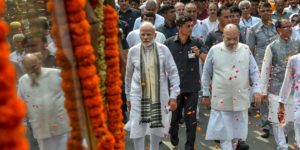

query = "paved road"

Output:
[[125, 106, 297, 150]]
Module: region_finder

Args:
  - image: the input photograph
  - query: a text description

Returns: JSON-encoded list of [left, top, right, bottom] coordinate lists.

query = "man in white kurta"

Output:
[[17, 54, 70, 150], [278, 53, 300, 149], [125, 22, 180, 150], [261, 19, 300, 150], [202, 24, 262, 150]]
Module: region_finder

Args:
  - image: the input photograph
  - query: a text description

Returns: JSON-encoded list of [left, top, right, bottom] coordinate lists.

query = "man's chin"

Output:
[[142, 42, 153, 47]]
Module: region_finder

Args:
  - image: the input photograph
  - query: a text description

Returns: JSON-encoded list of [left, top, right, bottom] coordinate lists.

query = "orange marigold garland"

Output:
[[103, 5, 125, 150], [48, 1, 84, 149], [0, 1, 28, 149], [48, 0, 115, 149]]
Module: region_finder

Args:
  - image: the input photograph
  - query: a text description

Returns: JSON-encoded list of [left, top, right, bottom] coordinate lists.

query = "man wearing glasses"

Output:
[[261, 19, 300, 150], [247, 2, 278, 138]]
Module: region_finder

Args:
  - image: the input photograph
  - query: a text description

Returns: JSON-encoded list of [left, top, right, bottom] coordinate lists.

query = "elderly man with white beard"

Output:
[[202, 24, 262, 150], [125, 21, 180, 150], [17, 54, 70, 150]]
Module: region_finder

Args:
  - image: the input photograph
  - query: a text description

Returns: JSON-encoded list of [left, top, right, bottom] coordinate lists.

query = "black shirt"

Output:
[[204, 28, 223, 50], [164, 35, 206, 93], [119, 8, 141, 32], [205, 27, 246, 51], [157, 22, 177, 39], [119, 20, 130, 50]]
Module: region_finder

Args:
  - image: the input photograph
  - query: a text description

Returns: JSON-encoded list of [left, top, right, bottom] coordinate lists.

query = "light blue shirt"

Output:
[[292, 25, 300, 40], [239, 16, 261, 28], [246, 21, 278, 68], [133, 14, 165, 30]]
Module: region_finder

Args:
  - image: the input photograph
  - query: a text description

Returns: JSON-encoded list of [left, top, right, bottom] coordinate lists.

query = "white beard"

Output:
[[29, 72, 40, 87], [141, 40, 154, 47]]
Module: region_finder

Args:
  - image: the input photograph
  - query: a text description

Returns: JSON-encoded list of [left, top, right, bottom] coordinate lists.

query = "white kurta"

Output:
[[206, 110, 248, 140], [124, 42, 180, 139], [202, 43, 261, 141], [126, 29, 166, 48], [18, 68, 70, 140]]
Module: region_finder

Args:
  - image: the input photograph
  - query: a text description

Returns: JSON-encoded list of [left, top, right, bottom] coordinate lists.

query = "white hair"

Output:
[[146, 0, 157, 8], [239, 0, 251, 9], [140, 21, 156, 31], [12, 33, 25, 42]]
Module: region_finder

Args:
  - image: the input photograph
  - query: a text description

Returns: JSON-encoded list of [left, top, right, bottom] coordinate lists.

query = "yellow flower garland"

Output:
[[94, 0, 107, 100]]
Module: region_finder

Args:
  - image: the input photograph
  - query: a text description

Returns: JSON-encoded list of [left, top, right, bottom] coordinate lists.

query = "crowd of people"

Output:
[[120, 0, 300, 149], [4, 0, 300, 149]]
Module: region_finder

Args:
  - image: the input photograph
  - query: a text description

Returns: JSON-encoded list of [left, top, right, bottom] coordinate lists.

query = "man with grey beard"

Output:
[[125, 21, 180, 150], [17, 54, 70, 150]]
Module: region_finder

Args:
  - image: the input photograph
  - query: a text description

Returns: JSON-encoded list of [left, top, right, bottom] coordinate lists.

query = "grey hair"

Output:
[[146, 0, 157, 7], [140, 21, 156, 31], [12, 33, 25, 42], [238, 0, 251, 9]]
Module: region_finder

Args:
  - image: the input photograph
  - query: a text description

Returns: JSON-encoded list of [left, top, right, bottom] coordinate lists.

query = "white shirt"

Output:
[[126, 29, 166, 48], [10, 51, 25, 74], [10, 51, 24, 63], [192, 20, 209, 42], [239, 16, 261, 28], [46, 35, 57, 55], [133, 14, 165, 30], [292, 25, 300, 40], [284, 5, 300, 14], [202, 18, 219, 33]]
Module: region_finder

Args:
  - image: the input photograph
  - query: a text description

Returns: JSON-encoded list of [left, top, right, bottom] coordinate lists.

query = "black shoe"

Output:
[[214, 140, 220, 143], [170, 135, 179, 146], [236, 140, 249, 150], [261, 129, 270, 138]]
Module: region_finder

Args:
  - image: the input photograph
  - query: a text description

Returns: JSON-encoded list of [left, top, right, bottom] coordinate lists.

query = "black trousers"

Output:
[[121, 82, 128, 123], [169, 92, 198, 150]]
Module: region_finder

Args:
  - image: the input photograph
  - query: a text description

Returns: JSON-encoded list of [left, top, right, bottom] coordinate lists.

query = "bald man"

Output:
[[184, 3, 209, 41], [125, 22, 180, 150], [202, 24, 262, 150], [18, 54, 70, 150]]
